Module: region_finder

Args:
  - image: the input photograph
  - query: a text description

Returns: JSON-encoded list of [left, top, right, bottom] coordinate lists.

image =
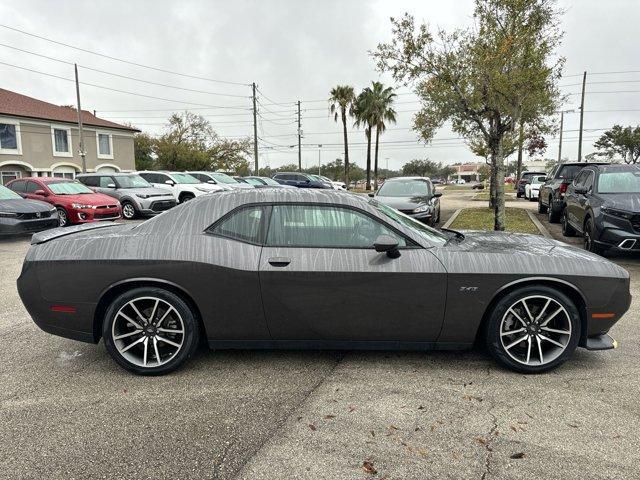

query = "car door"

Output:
[[258, 203, 447, 343], [577, 170, 595, 229], [565, 170, 585, 228]]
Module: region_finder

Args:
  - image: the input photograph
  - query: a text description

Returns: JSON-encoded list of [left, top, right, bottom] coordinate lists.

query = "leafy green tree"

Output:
[[373, 1, 564, 230], [134, 132, 155, 170], [329, 86, 356, 186], [593, 125, 640, 164], [402, 159, 439, 177]]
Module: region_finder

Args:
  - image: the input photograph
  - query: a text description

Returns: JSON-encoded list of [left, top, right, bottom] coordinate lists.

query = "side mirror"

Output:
[[374, 234, 401, 259], [368, 193, 375, 197], [207, 180, 216, 184], [575, 186, 588, 195], [165, 179, 175, 186], [434, 192, 443, 198], [34, 189, 47, 196], [107, 183, 116, 188], [305, 179, 310, 183]]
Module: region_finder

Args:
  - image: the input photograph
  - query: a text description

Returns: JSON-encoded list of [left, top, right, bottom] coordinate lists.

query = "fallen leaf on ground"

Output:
[[362, 460, 377, 475], [308, 424, 316, 431], [324, 415, 336, 420], [474, 437, 488, 446], [510, 452, 526, 459], [348, 405, 356, 413]]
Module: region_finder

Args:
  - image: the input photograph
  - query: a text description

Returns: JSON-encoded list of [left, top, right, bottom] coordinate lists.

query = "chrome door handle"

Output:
[[268, 257, 291, 267]]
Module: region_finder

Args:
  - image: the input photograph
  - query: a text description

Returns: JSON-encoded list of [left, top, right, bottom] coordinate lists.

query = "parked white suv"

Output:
[[137, 171, 225, 203]]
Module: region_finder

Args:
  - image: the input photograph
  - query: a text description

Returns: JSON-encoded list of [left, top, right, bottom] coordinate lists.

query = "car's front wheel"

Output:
[[561, 208, 576, 237], [538, 196, 548, 214], [56, 207, 68, 227], [548, 197, 561, 223], [584, 217, 604, 255], [102, 287, 200, 375], [485, 286, 580, 373], [121, 201, 137, 220]]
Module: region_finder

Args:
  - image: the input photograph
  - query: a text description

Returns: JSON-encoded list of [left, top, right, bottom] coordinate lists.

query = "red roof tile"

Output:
[[0, 88, 139, 132]]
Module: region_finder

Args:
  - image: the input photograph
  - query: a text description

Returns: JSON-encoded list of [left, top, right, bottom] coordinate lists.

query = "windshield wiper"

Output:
[[441, 227, 465, 241]]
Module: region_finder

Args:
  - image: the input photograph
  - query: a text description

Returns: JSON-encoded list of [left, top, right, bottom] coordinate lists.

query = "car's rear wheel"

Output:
[[537, 196, 548, 214], [56, 207, 68, 227], [121, 201, 137, 220], [179, 193, 195, 203], [561, 208, 576, 237], [485, 286, 580, 373], [548, 197, 560, 223], [102, 287, 200, 375]]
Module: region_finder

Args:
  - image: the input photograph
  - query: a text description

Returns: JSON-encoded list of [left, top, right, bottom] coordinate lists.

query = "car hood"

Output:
[[54, 192, 119, 205], [600, 193, 640, 212], [226, 183, 254, 189], [0, 198, 53, 214], [375, 196, 430, 210]]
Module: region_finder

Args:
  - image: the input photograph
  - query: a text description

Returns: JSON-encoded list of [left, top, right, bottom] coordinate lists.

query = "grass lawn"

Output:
[[449, 207, 540, 234], [472, 191, 516, 201]]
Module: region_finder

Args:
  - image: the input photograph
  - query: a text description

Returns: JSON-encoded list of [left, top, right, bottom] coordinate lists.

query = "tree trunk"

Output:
[[365, 126, 372, 190], [488, 163, 496, 209], [516, 120, 524, 185], [493, 138, 506, 231], [341, 109, 349, 188], [373, 125, 380, 190]]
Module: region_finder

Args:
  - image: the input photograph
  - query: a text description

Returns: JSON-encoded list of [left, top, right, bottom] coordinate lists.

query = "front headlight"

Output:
[[413, 204, 432, 213], [49, 206, 56, 212], [71, 203, 95, 209], [0, 211, 18, 218], [601, 206, 635, 220], [136, 193, 150, 199]]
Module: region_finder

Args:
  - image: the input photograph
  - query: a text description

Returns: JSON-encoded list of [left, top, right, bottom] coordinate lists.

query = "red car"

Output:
[[6, 177, 121, 227]]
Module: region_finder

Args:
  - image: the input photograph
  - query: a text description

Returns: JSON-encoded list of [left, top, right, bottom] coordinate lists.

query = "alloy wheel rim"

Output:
[[584, 223, 592, 249], [111, 296, 185, 368], [500, 295, 572, 366], [58, 209, 66, 226], [123, 203, 135, 218]]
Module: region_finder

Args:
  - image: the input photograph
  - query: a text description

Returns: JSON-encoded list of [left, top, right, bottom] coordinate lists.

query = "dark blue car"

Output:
[[272, 172, 333, 189]]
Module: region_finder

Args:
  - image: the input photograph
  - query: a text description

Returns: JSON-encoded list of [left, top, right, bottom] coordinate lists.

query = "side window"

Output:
[[99, 176, 114, 187], [209, 206, 267, 244], [573, 171, 587, 186], [266, 205, 407, 248], [84, 176, 99, 187], [26, 181, 40, 193], [583, 172, 594, 191], [9, 179, 26, 192]]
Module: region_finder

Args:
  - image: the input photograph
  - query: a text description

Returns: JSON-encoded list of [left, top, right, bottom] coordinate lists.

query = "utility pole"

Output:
[[558, 111, 565, 162], [318, 144, 322, 175], [577, 71, 587, 162], [74, 64, 86, 173], [297, 101, 302, 172], [252, 82, 258, 174]]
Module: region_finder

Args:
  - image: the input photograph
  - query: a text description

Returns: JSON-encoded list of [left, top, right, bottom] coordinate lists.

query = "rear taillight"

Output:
[[559, 183, 568, 194]]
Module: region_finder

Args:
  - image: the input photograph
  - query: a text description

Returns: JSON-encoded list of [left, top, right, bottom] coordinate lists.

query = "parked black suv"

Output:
[[562, 163, 640, 254], [516, 171, 546, 198], [538, 162, 608, 222], [272, 172, 333, 189]]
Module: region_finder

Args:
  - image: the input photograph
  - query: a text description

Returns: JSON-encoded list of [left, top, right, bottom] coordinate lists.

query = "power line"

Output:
[[0, 24, 250, 87], [0, 42, 250, 99], [0, 60, 252, 109]]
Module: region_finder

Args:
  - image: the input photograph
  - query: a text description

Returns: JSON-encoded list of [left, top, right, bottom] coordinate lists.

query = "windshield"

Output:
[[211, 173, 239, 184], [48, 181, 94, 195], [259, 177, 280, 186], [377, 179, 431, 197], [370, 199, 447, 245], [0, 185, 21, 200], [558, 165, 583, 180], [598, 170, 640, 193], [531, 176, 546, 183], [115, 175, 152, 189], [170, 173, 201, 184]]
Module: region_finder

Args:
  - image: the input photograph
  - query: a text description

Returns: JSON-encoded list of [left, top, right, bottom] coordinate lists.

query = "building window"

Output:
[[0, 121, 22, 155], [51, 126, 72, 157], [1, 170, 21, 185], [53, 171, 75, 179], [96, 132, 113, 159]]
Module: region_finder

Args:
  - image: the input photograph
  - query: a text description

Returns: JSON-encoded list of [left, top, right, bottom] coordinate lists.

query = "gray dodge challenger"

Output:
[[18, 189, 630, 375]]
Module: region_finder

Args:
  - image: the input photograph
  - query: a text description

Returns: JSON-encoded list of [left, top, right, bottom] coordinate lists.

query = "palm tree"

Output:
[[368, 82, 396, 190], [354, 88, 375, 190], [328, 86, 356, 187]]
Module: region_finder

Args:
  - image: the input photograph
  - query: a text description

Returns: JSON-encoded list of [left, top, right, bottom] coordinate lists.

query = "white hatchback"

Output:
[[524, 174, 547, 201]]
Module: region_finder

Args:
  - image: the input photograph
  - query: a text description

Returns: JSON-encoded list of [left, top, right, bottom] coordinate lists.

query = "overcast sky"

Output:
[[1, 0, 639, 171]]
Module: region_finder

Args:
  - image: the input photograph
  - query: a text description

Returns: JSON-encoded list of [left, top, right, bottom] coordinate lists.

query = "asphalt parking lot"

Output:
[[1, 193, 640, 480]]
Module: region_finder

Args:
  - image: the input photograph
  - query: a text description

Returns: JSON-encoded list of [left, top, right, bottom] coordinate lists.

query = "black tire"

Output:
[[516, 192, 522, 198], [102, 287, 200, 375], [561, 208, 576, 237], [121, 200, 137, 220], [583, 217, 604, 255], [538, 196, 548, 214], [56, 207, 68, 227], [548, 197, 561, 223], [179, 193, 195, 204], [485, 285, 581, 374]]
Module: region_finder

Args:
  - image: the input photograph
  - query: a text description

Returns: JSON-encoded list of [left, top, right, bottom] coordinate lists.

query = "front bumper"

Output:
[[594, 220, 640, 251], [400, 209, 434, 223], [136, 197, 177, 216], [0, 216, 59, 235], [71, 206, 121, 223]]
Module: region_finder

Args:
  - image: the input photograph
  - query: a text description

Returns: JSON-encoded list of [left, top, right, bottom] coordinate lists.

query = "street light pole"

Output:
[[558, 111, 564, 163], [318, 144, 322, 175]]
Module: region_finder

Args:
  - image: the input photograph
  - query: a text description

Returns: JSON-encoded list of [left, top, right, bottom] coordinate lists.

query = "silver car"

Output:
[[77, 173, 177, 219], [188, 171, 255, 190]]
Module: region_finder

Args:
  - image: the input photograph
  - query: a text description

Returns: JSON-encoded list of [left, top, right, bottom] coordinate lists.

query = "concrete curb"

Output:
[[442, 209, 462, 229], [527, 210, 552, 238]]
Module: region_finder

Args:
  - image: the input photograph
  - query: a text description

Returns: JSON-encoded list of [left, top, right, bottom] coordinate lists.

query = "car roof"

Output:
[[384, 176, 430, 181], [77, 172, 136, 177], [587, 163, 640, 171], [558, 162, 609, 167]]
